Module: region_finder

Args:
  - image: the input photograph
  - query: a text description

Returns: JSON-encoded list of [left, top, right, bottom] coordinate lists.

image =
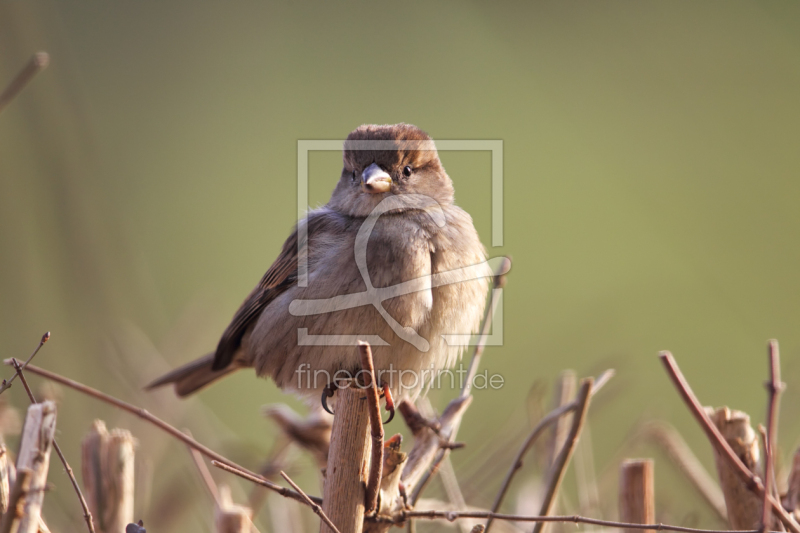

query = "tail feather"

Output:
[[146, 353, 238, 397]]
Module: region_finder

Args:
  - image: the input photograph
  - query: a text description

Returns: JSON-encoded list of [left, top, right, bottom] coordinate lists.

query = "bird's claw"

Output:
[[321, 383, 337, 415], [382, 382, 395, 424]]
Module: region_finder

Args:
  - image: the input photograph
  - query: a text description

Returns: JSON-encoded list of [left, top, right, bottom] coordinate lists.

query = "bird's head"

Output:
[[327, 123, 454, 217]]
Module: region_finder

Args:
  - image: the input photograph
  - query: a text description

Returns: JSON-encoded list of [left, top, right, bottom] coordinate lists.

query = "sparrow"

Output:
[[147, 124, 491, 414]]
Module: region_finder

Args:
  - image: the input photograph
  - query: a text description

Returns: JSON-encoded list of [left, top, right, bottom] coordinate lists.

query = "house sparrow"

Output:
[[147, 124, 491, 413]]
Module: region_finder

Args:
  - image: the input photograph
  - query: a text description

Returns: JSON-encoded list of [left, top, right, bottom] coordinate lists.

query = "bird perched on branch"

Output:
[[147, 123, 493, 420]]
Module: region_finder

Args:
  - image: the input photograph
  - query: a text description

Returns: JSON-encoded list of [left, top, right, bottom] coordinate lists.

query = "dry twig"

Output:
[[0, 53, 50, 115], [5, 360, 316, 509], [10, 359, 97, 533], [532, 378, 594, 533], [359, 341, 384, 514], [0, 333, 49, 395], [210, 460, 321, 505], [762, 340, 784, 533], [371, 510, 778, 533], [486, 370, 613, 532], [659, 351, 799, 533], [281, 471, 341, 533]]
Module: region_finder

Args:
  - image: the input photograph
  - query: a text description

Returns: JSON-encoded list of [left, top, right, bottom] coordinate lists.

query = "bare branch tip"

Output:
[[33, 52, 50, 69]]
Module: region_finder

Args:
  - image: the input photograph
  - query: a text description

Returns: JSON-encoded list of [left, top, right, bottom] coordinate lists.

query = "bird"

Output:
[[147, 123, 491, 418]]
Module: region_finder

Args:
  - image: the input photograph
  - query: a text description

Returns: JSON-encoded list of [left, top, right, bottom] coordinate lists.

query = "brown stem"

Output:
[[4, 360, 316, 508], [532, 378, 594, 533], [659, 351, 799, 533], [371, 509, 778, 533], [211, 460, 321, 505], [184, 429, 221, 505], [762, 340, 783, 533], [281, 471, 341, 533], [10, 359, 96, 533], [0, 52, 49, 115], [359, 341, 384, 514]]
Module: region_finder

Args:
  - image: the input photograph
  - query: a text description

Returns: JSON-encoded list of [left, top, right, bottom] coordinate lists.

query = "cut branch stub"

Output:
[[619, 459, 655, 533], [705, 407, 764, 530], [215, 484, 253, 533], [81, 420, 136, 533], [321, 385, 371, 533], [15, 401, 57, 533]]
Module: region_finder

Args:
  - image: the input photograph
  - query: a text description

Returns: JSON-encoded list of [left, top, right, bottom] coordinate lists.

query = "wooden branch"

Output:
[[215, 485, 252, 533], [359, 341, 384, 514], [762, 340, 783, 533], [281, 471, 340, 533], [15, 402, 57, 533], [0, 468, 32, 533], [321, 385, 371, 533], [81, 420, 136, 533], [619, 459, 655, 533], [659, 351, 799, 533], [532, 378, 594, 533], [5, 361, 315, 508], [11, 359, 96, 533]]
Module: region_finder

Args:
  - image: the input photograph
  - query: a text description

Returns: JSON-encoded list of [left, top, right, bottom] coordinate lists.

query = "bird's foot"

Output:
[[321, 382, 338, 415]]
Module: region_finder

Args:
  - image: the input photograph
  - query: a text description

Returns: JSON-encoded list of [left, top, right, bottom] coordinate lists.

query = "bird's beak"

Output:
[[361, 163, 392, 194]]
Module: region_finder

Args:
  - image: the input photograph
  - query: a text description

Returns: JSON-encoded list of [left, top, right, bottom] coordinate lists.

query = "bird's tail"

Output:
[[145, 353, 238, 397]]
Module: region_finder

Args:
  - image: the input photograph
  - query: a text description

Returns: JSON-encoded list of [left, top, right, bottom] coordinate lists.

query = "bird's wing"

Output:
[[211, 224, 304, 371]]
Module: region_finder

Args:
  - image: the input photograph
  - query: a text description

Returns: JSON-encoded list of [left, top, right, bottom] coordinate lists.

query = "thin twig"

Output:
[[659, 351, 799, 533], [9, 359, 96, 533], [184, 429, 220, 505], [5, 360, 317, 508], [0, 52, 49, 114], [532, 378, 594, 533], [486, 370, 613, 533], [461, 256, 511, 399], [280, 471, 340, 533], [371, 509, 782, 533], [410, 257, 511, 508], [0, 332, 49, 395], [211, 461, 321, 505], [762, 340, 783, 533], [359, 341, 384, 514]]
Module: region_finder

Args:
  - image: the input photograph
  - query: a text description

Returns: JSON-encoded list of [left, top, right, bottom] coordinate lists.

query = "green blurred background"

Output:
[[2, 1, 800, 531]]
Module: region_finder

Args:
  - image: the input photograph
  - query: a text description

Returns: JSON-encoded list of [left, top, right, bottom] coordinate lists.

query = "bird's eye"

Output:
[[403, 166, 413, 177]]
